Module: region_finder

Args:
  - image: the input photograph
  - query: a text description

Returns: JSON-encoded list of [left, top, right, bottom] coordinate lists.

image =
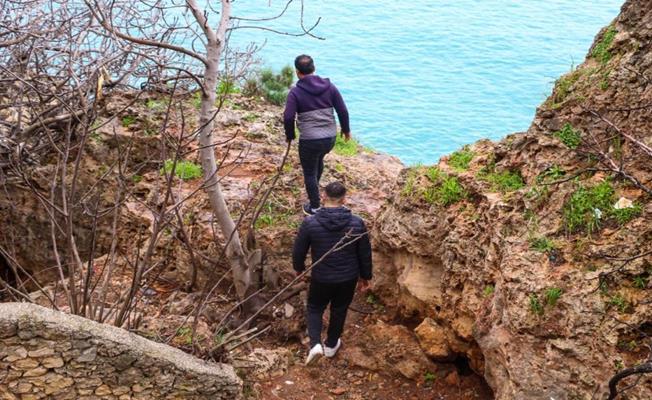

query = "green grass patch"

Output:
[[482, 170, 525, 193], [333, 134, 359, 156], [553, 123, 582, 149], [562, 180, 638, 234], [633, 276, 648, 289], [145, 99, 169, 111], [536, 165, 566, 184], [161, 160, 203, 181], [424, 371, 436, 384], [592, 26, 617, 64], [121, 115, 136, 127], [217, 79, 240, 96], [483, 285, 495, 297], [544, 287, 562, 307], [611, 203, 642, 225], [448, 147, 475, 171], [422, 169, 467, 206], [551, 68, 582, 106], [607, 294, 629, 313], [401, 168, 420, 197], [529, 236, 557, 253], [529, 293, 544, 316]]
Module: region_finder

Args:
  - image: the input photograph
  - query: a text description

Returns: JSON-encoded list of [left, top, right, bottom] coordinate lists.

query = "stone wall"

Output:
[[0, 303, 242, 399]]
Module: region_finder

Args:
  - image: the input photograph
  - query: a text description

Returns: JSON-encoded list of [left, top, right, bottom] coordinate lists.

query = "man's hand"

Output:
[[342, 132, 351, 142], [357, 279, 371, 293]]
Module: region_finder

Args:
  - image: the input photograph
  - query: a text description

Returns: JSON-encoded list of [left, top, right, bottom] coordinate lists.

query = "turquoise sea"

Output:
[[229, 1, 623, 165]]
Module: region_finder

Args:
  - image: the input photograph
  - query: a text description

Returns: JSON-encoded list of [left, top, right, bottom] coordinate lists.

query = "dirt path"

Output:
[[256, 293, 493, 400]]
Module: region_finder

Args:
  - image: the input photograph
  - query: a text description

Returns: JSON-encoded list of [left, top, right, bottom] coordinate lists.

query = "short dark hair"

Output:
[[294, 54, 315, 75], [325, 181, 346, 200]]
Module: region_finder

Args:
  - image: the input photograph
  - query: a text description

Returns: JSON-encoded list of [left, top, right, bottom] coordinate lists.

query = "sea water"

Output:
[[228, 1, 623, 165]]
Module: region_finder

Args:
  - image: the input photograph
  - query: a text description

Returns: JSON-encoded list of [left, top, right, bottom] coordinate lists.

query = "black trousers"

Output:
[[299, 137, 336, 209], [307, 278, 357, 348]]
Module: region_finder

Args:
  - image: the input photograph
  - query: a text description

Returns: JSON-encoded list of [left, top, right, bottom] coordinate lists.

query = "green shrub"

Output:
[[563, 181, 614, 234], [536, 165, 566, 184], [423, 174, 467, 206], [544, 287, 562, 307], [161, 160, 203, 181], [551, 68, 582, 106], [217, 79, 240, 96], [529, 237, 557, 253], [607, 294, 629, 313], [592, 26, 617, 64], [529, 294, 544, 316], [145, 99, 168, 111], [423, 166, 441, 183], [333, 134, 359, 156], [553, 123, 582, 149], [121, 115, 136, 127], [424, 371, 436, 384], [245, 66, 294, 105], [448, 147, 475, 171], [482, 170, 525, 193], [632, 276, 648, 289], [611, 203, 642, 225]]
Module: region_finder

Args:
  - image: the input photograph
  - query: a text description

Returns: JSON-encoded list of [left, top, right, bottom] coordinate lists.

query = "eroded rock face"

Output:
[[374, 1, 652, 399], [0, 303, 242, 399]]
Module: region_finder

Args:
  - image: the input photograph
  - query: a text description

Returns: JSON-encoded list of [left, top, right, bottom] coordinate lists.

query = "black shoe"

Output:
[[302, 203, 320, 216]]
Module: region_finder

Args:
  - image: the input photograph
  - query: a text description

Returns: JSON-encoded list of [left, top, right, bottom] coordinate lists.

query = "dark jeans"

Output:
[[299, 137, 336, 209], [307, 278, 357, 348]]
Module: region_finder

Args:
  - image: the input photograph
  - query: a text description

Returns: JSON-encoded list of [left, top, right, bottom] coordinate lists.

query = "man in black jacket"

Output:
[[292, 181, 372, 365]]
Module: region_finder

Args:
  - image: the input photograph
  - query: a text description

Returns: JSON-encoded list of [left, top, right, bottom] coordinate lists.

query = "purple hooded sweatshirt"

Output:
[[283, 75, 350, 142]]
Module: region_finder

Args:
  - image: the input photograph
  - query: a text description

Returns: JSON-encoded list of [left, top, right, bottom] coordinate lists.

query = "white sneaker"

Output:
[[324, 339, 341, 358], [305, 344, 323, 365]]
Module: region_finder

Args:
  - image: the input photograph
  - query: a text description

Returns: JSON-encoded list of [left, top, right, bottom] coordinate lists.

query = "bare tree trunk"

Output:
[[189, 0, 260, 302]]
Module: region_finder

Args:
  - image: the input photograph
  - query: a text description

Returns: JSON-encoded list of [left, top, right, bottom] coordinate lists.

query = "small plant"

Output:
[[613, 359, 624, 372], [145, 99, 168, 111], [175, 326, 193, 345], [424, 371, 436, 384], [243, 113, 258, 122], [448, 147, 475, 171], [217, 79, 240, 96], [483, 285, 495, 297], [161, 160, 203, 181], [529, 236, 557, 253], [563, 180, 614, 234], [423, 174, 467, 206], [611, 203, 642, 225], [191, 91, 202, 109], [607, 294, 629, 313], [633, 276, 648, 289], [121, 115, 136, 127], [482, 170, 525, 193], [402, 168, 419, 197], [529, 293, 544, 316], [551, 68, 582, 106], [131, 174, 143, 184], [245, 66, 294, 105], [366, 292, 378, 305], [333, 133, 359, 156], [544, 287, 562, 307], [553, 123, 582, 149], [425, 166, 442, 183], [334, 163, 345, 173], [592, 26, 617, 64], [536, 165, 565, 184]]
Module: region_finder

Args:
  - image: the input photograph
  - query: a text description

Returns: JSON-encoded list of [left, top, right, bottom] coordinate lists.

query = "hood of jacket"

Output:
[[314, 207, 352, 232], [296, 75, 331, 96]]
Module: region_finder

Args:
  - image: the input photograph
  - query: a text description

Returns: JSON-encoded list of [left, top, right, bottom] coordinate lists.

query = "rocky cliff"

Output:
[[373, 1, 652, 399]]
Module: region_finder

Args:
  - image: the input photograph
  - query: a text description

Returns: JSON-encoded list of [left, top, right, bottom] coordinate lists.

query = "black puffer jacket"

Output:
[[293, 207, 372, 283]]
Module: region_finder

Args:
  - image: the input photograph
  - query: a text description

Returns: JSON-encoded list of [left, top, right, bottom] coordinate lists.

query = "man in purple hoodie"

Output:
[[284, 54, 351, 215]]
